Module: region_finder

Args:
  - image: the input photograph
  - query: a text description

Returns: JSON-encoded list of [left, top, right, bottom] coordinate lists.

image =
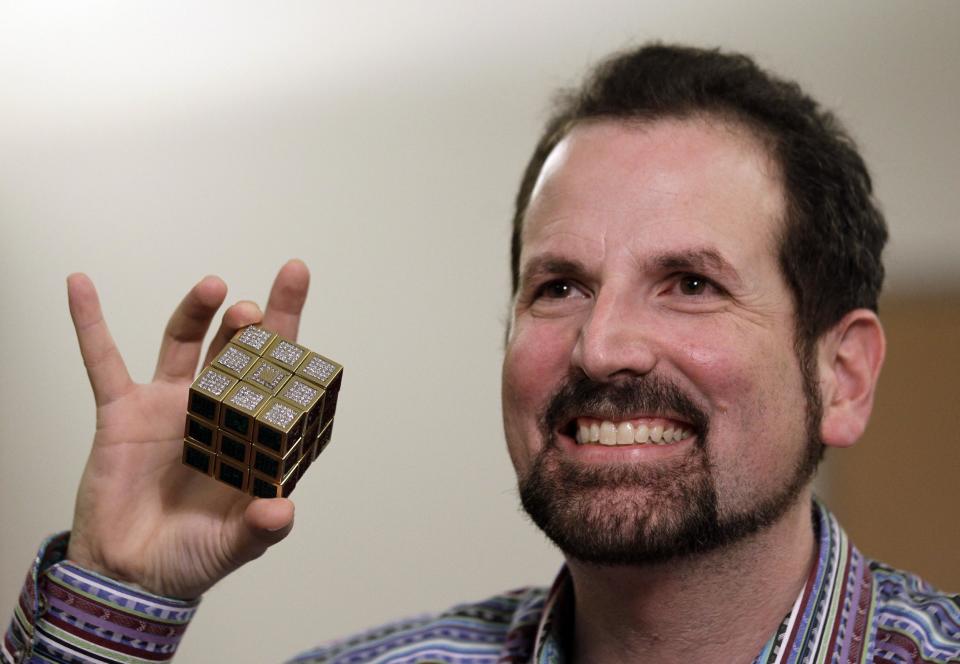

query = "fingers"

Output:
[[246, 498, 295, 533], [202, 300, 265, 366], [261, 259, 310, 341], [227, 499, 296, 566], [67, 274, 135, 406], [153, 276, 228, 383]]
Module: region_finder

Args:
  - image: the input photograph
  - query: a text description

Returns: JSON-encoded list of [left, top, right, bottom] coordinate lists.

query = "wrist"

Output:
[[65, 536, 184, 599]]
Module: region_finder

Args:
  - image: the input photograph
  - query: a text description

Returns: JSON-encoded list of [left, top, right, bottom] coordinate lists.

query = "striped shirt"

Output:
[[5, 502, 958, 663]]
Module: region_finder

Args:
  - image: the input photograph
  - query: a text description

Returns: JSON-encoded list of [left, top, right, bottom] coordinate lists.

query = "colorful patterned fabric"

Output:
[[5, 503, 958, 663], [3, 533, 198, 663]]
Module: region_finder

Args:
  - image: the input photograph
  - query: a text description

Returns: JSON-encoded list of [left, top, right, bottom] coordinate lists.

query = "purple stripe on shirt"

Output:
[[46, 598, 182, 647]]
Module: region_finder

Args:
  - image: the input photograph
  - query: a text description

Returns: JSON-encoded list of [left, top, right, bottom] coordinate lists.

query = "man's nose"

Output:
[[571, 289, 658, 382]]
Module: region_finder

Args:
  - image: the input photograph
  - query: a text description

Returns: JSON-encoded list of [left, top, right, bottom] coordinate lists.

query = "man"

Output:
[[5, 44, 958, 663]]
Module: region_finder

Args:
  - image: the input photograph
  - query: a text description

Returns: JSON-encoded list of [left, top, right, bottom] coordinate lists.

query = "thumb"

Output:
[[227, 499, 296, 566]]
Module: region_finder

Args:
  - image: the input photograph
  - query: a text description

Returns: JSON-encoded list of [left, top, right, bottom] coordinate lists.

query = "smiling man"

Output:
[[503, 116, 863, 662], [506, 118, 818, 569], [5, 44, 959, 664]]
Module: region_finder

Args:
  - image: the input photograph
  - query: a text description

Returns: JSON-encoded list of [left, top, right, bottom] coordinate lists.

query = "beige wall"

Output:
[[825, 296, 960, 592], [1, 3, 958, 662]]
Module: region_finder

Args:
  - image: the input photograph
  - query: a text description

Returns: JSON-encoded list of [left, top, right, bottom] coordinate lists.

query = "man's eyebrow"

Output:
[[519, 249, 744, 287], [519, 254, 589, 286], [649, 249, 744, 286]]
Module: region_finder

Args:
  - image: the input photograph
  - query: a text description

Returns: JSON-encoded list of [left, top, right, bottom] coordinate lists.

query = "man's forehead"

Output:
[[520, 117, 786, 261]]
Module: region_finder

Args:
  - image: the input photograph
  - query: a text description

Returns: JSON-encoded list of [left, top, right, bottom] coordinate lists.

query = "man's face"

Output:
[[501, 117, 821, 564]]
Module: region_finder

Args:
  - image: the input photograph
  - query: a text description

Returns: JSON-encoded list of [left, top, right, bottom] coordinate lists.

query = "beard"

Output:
[[518, 364, 824, 566]]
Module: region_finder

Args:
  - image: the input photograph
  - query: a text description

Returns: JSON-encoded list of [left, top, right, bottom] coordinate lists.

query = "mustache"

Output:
[[540, 372, 709, 443]]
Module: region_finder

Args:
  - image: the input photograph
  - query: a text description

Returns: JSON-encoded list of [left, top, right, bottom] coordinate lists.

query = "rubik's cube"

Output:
[[181, 325, 342, 498]]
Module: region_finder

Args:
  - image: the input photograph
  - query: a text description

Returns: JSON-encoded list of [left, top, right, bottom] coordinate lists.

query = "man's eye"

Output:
[[678, 274, 710, 295], [535, 280, 577, 299]]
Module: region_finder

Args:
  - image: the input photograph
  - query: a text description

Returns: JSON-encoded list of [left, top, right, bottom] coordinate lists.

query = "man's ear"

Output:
[[817, 309, 886, 448]]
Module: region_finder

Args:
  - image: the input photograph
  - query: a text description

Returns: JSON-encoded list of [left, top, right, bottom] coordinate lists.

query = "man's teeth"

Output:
[[575, 420, 693, 446]]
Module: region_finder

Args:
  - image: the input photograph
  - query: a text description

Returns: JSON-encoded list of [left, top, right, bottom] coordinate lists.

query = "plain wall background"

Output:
[[1, 2, 958, 661], [830, 296, 960, 592]]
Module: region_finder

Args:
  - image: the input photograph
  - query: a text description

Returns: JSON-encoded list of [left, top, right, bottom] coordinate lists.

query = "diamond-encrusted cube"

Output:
[[248, 462, 301, 499], [214, 456, 249, 492], [212, 344, 257, 379], [217, 430, 251, 466], [182, 325, 343, 497], [297, 353, 341, 389], [231, 325, 277, 355], [296, 352, 343, 428], [254, 398, 305, 456], [220, 383, 270, 441], [184, 414, 217, 449], [265, 338, 308, 372], [316, 419, 335, 459], [244, 359, 292, 395], [183, 440, 214, 476], [187, 368, 238, 425], [250, 440, 302, 482], [301, 436, 317, 462], [278, 378, 325, 432]]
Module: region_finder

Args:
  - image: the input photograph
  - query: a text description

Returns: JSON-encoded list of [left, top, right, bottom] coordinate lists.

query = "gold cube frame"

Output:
[[181, 325, 342, 498], [220, 383, 270, 441], [250, 439, 301, 482], [216, 430, 251, 466], [296, 352, 343, 428], [187, 368, 238, 425], [244, 359, 292, 396], [182, 440, 215, 476], [184, 414, 217, 450], [264, 337, 309, 372], [278, 377, 325, 433], [248, 461, 301, 499], [253, 398, 306, 456], [214, 456, 249, 492], [211, 343, 258, 380]]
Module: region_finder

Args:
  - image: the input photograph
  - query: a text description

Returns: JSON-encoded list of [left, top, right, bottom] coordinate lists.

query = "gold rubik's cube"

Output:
[[181, 325, 343, 498]]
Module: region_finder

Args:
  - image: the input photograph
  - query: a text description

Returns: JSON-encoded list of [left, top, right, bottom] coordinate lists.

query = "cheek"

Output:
[[672, 325, 809, 490], [501, 320, 576, 468], [673, 333, 760, 407], [673, 325, 803, 429]]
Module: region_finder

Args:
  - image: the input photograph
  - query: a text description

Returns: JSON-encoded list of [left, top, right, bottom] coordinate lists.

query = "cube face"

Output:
[[220, 383, 270, 440], [264, 338, 308, 372], [251, 441, 300, 482], [296, 352, 343, 391], [297, 452, 313, 479], [244, 359, 292, 396], [278, 378, 325, 432], [302, 437, 317, 462], [316, 420, 335, 458], [231, 326, 277, 355], [182, 324, 342, 498], [214, 457, 248, 492], [187, 368, 238, 424], [185, 415, 217, 449], [217, 430, 250, 465], [296, 353, 343, 428], [248, 467, 299, 499], [182, 440, 214, 476], [254, 398, 305, 456], [212, 344, 257, 380], [322, 390, 340, 429]]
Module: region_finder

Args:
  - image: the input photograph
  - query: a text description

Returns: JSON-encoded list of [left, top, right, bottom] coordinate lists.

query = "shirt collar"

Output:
[[532, 500, 875, 664]]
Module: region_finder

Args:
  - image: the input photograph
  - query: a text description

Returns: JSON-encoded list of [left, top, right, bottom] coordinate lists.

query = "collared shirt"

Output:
[[5, 502, 958, 663]]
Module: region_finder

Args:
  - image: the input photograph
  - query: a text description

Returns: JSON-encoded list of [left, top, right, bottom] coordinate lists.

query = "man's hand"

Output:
[[65, 260, 310, 599]]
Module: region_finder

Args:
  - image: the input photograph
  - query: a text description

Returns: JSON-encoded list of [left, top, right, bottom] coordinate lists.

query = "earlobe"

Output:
[[817, 310, 886, 448]]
